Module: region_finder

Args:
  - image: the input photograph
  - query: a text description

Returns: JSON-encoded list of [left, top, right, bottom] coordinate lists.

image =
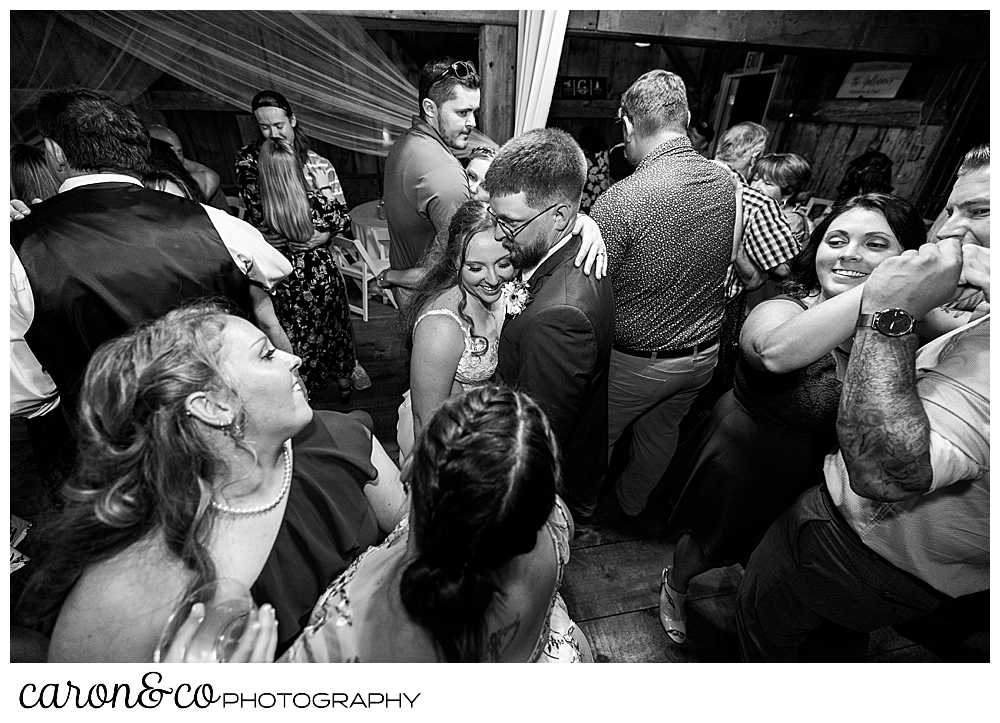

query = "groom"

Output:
[[486, 128, 615, 522]]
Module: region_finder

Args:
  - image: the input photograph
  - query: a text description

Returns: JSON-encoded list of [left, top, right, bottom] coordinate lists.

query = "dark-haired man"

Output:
[[10, 88, 292, 418], [380, 57, 482, 303], [735, 146, 990, 662], [488, 128, 615, 522]]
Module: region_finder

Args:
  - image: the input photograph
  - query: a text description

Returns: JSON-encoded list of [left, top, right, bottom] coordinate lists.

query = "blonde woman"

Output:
[[257, 138, 359, 400]]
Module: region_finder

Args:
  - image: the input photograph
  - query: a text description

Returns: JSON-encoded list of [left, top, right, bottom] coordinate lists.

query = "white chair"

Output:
[[333, 235, 397, 322], [225, 195, 246, 220]]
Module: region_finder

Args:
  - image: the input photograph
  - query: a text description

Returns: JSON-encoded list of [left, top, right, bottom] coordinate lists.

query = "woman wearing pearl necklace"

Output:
[[22, 302, 407, 662]]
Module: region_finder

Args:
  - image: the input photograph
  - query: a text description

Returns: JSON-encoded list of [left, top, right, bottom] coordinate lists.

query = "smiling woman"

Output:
[[657, 193, 926, 647], [395, 199, 514, 462], [21, 302, 407, 661]]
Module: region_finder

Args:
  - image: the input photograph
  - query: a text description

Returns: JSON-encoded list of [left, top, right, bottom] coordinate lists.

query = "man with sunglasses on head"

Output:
[[381, 57, 482, 306], [487, 128, 615, 526]]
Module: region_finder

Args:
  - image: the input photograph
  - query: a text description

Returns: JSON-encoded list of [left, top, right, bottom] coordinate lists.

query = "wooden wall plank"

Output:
[[579, 10, 987, 60], [767, 99, 924, 128], [478, 24, 516, 143]]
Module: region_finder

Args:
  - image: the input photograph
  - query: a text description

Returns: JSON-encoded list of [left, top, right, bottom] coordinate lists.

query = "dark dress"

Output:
[[668, 297, 843, 566], [251, 410, 381, 657], [235, 144, 357, 393]]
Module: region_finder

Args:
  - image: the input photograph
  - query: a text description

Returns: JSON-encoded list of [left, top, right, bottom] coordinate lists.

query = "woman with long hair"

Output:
[[236, 89, 370, 399], [395, 198, 515, 460], [22, 302, 406, 661], [285, 385, 592, 662], [10, 143, 59, 202], [658, 194, 927, 645], [255, 138, 361, 400]]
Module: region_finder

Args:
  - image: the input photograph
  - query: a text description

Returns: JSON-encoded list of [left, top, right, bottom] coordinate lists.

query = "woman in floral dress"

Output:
[[236, 89, 368, 400]]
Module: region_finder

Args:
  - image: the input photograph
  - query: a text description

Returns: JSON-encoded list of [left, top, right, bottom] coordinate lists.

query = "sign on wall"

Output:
[[557, 77, 608, 100], [836, 62, 911, 99]]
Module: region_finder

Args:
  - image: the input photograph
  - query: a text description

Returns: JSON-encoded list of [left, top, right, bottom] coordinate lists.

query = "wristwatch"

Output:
[[857, 308, 916, 337]]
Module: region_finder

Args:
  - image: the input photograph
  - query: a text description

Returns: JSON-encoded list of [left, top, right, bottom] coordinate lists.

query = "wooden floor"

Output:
[[10, 290, 986, 663]]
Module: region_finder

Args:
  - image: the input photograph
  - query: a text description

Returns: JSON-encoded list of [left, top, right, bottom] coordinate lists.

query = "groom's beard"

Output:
[[506, 227, 550, 271]]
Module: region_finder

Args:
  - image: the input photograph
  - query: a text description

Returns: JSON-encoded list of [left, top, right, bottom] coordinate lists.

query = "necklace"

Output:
[[211, 440, 292, 516]]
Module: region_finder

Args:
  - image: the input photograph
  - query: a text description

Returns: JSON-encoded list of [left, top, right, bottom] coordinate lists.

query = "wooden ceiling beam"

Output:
[[566, 10, 987, 60]]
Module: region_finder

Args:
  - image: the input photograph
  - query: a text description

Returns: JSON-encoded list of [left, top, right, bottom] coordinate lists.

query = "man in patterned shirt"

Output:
[[590, 70, 735, 518]]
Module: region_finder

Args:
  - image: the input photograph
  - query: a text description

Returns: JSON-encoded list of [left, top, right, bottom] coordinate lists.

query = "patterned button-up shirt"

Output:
[[591, 137, 735, 351]]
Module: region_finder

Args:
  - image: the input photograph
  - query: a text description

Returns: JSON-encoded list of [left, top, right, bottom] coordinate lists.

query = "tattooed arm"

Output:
[[837, 239, 964, 502]]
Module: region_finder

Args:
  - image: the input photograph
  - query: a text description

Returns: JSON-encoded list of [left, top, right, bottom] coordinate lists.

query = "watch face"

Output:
[[875, 309, 914, 337]]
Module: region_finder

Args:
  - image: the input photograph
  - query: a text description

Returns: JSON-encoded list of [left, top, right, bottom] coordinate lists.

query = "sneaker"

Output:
[[351, 364, 372, 391], [658, 567, 688, 644]]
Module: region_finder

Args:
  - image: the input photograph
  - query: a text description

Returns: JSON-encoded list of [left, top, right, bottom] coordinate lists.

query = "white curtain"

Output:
[[51, 10, 418, 156], [514, 10, 569, 136]]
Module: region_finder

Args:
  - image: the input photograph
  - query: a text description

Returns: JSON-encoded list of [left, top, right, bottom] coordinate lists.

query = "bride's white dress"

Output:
[[396, 306, 504, 461]]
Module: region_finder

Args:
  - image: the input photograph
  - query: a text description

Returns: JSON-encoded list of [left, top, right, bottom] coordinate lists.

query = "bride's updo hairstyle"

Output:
[[22, 301, 247, 625], [399, 385, 560, 662]]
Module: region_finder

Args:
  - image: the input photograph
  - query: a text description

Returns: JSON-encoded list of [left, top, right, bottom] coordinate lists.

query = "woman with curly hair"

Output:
[[22, 302, 406, 662], [658, 193, 926, 646], [285, 385, 592, 662]]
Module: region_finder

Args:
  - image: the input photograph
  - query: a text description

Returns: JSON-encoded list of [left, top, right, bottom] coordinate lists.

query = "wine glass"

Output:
[[153, 578, 255, 663]]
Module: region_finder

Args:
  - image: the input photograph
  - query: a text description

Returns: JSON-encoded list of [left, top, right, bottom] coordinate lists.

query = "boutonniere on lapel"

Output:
[[501, 279, 532, 316]]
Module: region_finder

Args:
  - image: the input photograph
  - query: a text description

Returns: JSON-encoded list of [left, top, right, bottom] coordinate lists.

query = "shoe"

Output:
[[351, 364, 372, 391], [658, 567, 687, 644], [338, 380, 352, 404]]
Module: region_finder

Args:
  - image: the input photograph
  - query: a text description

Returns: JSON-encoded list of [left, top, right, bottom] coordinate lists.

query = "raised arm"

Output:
[[837, 240, 964, 502], [740, 282, 865, 373]]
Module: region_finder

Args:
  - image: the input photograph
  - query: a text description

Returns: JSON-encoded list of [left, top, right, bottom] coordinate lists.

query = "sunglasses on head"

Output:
[[435, 60, 479, 84]]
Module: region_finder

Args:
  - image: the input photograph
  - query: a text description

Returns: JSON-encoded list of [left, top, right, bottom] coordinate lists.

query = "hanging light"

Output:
[[634, 42, 651, 48]]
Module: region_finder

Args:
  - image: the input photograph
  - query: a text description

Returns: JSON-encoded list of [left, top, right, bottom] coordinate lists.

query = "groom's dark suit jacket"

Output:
[[497, 235, 615, 514]]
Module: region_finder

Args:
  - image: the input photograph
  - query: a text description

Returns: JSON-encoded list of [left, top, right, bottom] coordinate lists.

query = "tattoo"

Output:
[[836, 329, 933, 501], [484, 617, 520, 662]]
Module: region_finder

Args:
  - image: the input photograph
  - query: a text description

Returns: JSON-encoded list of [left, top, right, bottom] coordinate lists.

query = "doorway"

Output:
[[710, 69, 777, 156]]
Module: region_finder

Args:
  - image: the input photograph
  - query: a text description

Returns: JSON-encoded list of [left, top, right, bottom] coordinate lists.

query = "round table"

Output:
[[350, 200, 390, 260]]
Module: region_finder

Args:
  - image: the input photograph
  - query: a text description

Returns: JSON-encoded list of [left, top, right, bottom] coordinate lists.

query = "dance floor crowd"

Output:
[[9, 58, 989, 664]]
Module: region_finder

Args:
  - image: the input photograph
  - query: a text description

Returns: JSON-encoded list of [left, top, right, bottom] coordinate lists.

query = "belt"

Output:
[[612, 337, 719, 359]]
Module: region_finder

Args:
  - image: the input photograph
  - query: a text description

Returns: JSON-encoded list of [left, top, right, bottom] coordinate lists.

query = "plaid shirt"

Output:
[[724, 170, 799, 300]]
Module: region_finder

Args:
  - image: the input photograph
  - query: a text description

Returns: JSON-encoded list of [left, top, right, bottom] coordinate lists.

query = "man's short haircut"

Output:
[[957, 144, 989, 177], [621, 70, 689, 137], [37, 87, 150, 175], [484, 128, 587, 210], [419, 57, 481, 114], [715, 122, 769, 164]]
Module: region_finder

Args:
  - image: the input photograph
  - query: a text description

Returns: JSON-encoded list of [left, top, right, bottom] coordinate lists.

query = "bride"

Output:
[[396, 198, 609, 461], [396, 199, 512, 459]]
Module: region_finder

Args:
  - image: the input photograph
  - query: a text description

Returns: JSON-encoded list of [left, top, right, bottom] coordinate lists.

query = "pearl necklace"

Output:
[[211, 441, 292, 516]]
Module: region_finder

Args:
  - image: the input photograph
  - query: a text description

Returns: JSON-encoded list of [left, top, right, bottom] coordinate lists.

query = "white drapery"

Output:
[[514, 9, 569, 136], [56, 10, 417, 157]]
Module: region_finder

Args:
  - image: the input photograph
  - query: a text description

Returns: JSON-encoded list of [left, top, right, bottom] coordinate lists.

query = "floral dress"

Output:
[[235, 144, 357, 393], [279, 498, 592, 663], [581, 150, 611, 213]]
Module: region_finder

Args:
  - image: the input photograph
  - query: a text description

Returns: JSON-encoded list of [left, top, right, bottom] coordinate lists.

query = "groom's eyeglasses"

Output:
[[489, 203, 560, 243]]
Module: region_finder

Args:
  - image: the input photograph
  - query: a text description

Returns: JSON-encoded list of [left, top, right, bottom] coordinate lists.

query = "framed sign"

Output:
[[836, 62, 911, 99], [557, 77, 608, 100]]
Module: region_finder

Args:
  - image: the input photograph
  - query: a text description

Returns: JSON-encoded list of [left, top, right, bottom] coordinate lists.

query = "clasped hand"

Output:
[[861, 238, 975, 318]]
